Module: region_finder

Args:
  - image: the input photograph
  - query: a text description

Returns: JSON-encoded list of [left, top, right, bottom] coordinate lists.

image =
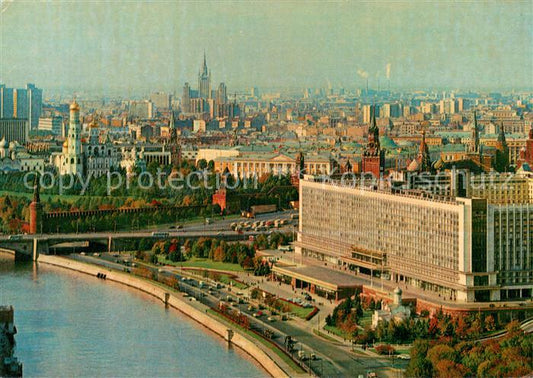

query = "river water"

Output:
[[0, 256, 266, 377]]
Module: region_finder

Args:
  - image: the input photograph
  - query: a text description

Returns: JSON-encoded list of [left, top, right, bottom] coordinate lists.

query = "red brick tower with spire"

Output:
[[29, 175, 42, 234], [361, 105, 385, 178], [518, 127, 533, 168]]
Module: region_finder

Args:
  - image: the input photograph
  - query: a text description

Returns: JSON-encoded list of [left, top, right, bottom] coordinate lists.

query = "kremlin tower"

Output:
[[361, 105, 385, 178], [29, 175, 42, 234], [517, 127, 533, 169]]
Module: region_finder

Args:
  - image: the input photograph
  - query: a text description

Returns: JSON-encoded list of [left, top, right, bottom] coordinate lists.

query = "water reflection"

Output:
[[0, 257, 266, 378]]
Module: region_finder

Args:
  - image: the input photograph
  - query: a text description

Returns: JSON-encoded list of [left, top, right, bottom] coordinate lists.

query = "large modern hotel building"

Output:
[[295, 176, 532, 303]]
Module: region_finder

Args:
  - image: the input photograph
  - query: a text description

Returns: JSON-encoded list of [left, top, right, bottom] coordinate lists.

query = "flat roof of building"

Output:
[[272, 263, 362, 291], [256, 249, 288, 259]]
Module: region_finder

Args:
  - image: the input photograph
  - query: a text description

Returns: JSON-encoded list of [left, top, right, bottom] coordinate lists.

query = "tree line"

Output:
[[406, 321, 531, 377]]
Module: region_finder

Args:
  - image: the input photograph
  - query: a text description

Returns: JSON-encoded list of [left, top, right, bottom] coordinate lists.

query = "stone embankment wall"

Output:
[[38, 255, 290, 378]]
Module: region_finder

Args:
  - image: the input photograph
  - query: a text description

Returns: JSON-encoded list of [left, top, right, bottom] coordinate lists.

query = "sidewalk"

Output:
[[235, 271, 338, 314]]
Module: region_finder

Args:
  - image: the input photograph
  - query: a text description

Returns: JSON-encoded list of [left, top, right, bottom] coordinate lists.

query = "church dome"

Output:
[[433, 157, 444, 170], [70, 100, 80, 111], [407, 159, 419, 172], [518, 162, 532, 172]]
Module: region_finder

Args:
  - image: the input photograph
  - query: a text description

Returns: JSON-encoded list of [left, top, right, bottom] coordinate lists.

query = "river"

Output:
[[0, 256, 266, 377]]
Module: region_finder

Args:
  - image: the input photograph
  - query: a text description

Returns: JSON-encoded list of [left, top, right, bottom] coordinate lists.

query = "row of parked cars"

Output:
[[231, 219, 289, 232]]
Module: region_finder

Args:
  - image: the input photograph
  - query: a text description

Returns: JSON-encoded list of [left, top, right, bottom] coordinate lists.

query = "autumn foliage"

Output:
[[406, 321, 532, 377]]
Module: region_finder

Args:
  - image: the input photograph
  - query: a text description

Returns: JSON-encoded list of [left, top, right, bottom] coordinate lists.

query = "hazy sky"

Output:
[[1, 0, 532, 96]]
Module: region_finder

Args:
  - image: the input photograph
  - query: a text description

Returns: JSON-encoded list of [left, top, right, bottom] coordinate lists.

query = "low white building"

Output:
[[0, 138, 45, 173], [371, 288, 411, 328]]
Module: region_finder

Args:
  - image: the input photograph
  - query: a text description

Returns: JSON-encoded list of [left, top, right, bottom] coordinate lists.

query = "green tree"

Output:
[[405, 339, 433, 378], [427, 344, 456, 367], [197, 159, 208, 170]]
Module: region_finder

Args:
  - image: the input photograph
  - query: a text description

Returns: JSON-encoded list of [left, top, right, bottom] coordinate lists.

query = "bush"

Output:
[[250, 287, 261, 300], [168, 250, 182, 262], [420, 309, 430, 318]]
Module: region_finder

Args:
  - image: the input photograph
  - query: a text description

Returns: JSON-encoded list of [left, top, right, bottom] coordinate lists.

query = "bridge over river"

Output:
[[0, 229, 263, 261]]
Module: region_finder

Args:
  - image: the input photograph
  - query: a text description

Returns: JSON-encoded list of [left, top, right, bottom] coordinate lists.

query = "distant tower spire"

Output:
[[33, 175, 40, 203], [169, 110, 177, 142], [370, 103, 377, 128], [494, 122, 509, 172], [169, 110, 175, 129], [168, 110, 181, 167], [368, 105, 380, 150], [198, 51, 211, 99], [472, 110, 480, 153], [497, 122, 506, 144], [362, 104, 385, 178], [202, 50, 208, 75], [419, 130, 431, 172]]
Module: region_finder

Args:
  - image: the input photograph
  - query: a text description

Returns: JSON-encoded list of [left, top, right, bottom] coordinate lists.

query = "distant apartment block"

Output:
[[150, 92, 172, 111], [129, 100, 154, 119], [470, 174, 531, 204], [38, 116, 63, 135], [0, 83, 42, 129], [0, 118, 29, 144]]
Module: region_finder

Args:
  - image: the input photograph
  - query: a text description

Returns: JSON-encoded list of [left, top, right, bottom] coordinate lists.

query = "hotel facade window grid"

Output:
[[296, 177, 533, 303]]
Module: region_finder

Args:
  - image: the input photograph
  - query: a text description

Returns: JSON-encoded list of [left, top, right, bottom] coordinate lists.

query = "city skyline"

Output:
[[1, 1, 532, 96]]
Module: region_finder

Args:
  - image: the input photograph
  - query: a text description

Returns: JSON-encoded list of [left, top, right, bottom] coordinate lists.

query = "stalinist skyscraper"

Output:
[[198, 52, 211, 99]]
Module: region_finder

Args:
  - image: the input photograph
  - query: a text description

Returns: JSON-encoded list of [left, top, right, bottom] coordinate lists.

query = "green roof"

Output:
[[379, 136, 398, 149]]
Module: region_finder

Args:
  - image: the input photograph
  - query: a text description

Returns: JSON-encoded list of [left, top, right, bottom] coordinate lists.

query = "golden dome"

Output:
[[63, 139, 68, 148], [70, 100, 80, 111]]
